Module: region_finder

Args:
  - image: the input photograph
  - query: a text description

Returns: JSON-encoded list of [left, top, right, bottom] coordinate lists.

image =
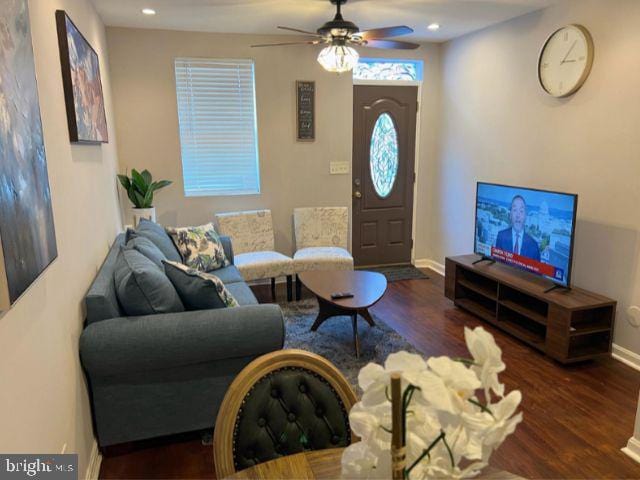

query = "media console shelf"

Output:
[[445, 255, 616, 363]]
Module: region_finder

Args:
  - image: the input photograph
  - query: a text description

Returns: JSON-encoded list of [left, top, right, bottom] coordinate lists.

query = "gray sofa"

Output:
[[79, 233, 285, 448]]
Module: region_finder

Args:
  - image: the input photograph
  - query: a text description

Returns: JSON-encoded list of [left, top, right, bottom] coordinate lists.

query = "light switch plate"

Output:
[[330, 161, 350, 175]]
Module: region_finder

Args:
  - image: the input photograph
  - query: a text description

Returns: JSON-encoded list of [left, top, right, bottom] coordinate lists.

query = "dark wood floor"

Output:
[[100, 271, 640, 479]]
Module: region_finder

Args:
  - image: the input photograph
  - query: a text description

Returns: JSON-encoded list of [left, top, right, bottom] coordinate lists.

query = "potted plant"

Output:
[[341, 326, 522, 479], [117, 169, 172, 227]]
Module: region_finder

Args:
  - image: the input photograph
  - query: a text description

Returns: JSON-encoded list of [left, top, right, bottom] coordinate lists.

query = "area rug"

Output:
[[282, 298, 421, 391], [201, 298, 422, 445], [357, 264, 429, 282]]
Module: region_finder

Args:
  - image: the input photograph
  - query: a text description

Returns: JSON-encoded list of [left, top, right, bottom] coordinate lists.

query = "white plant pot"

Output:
[[132, 207, 156, 227]]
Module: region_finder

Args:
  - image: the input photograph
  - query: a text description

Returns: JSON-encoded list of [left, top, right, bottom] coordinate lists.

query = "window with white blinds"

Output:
[[175, 58, 261, 196]]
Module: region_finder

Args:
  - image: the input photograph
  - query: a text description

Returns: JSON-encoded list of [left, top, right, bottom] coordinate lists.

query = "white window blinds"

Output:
[[175, 58, 260, 196]]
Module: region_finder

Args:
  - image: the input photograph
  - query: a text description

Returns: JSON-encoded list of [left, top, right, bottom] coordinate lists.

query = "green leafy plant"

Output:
[[117, 169, 172, 209]]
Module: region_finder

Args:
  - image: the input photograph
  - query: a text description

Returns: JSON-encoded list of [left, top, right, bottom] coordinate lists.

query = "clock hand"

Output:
[[561, 40, 577, 64]]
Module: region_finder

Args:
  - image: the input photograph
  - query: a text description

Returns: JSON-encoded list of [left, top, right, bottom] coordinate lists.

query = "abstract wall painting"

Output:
[[56, 10, 108, 144], [0, 0, 58, 308]]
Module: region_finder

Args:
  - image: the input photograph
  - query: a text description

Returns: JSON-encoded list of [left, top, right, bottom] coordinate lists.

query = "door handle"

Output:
[[354, 191, 362, 199]]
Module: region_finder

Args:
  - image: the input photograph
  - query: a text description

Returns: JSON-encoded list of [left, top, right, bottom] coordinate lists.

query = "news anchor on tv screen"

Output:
[[474, 182, 578, 288], [495, 195, 540, 261]]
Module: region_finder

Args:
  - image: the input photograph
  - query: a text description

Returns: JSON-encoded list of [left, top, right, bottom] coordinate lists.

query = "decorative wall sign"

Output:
[[56, 10, 108, 143], [296, 80, 315, 141], [0, 0, 58, 308]]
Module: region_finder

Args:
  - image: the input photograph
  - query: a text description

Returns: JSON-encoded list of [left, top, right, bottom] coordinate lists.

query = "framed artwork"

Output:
[[0, 0, 58, 309], [55, 10, 108, 144], [296, 81, 315, 141]]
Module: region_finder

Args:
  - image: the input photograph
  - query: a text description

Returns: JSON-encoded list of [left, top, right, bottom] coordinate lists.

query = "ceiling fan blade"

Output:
[[356, 26, 414, 40], [251, 40, 322, 48], [363, 39, 420, 50], [277, 26, 324, 37]]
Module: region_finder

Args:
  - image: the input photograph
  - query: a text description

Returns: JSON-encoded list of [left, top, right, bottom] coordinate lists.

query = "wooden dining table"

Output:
[[224, 447, 522, 479]]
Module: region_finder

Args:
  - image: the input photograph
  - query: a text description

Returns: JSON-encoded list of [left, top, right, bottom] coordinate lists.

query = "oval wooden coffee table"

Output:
[[298, 270, 388, 358]]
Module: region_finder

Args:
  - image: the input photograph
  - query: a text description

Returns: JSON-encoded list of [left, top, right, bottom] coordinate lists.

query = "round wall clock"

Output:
[[538, 24, 594, 98]]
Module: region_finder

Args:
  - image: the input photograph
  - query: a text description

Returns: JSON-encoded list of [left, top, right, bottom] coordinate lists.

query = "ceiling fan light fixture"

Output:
[[317, 45, 359, 73]]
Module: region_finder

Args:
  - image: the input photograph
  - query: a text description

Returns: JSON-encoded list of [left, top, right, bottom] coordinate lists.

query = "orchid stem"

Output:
[[401, 385, 420, 446], [452, 357, 478, 366], [405, 431, 446, 476], [468, 398, 495, 417]]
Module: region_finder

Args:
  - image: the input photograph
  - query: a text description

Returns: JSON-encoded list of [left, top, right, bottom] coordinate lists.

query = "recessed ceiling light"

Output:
[[427, 23, 440, 31], [141, 8, 156, 15]]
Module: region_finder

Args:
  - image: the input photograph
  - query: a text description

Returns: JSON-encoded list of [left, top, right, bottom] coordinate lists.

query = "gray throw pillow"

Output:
[[126, 236, 166, 269], [114, 248, 184, 316], [163, 260, 238, 311], [127, 218, 182, 263]]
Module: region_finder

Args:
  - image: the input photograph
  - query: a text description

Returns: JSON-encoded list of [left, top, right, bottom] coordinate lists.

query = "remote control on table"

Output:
[[331, 292, 354, 300]]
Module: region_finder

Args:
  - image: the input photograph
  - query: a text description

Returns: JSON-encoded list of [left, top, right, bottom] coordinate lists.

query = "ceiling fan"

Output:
[[251, 0, 419, 73]]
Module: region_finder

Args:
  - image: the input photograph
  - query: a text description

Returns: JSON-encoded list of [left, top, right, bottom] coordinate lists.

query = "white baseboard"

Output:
[[414, 258, 445, 277], [85, 440, 102, 480], [622, 436, 640, 464], [612, 344, 640, 372]]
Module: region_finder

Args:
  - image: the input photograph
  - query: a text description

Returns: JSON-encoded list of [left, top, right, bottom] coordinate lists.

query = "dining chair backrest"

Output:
[[213, 349, 357, 479]]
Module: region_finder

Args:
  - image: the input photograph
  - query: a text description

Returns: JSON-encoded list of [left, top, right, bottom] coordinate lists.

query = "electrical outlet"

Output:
[[330, 161, 350, 175], [627, 306, 640, 327]]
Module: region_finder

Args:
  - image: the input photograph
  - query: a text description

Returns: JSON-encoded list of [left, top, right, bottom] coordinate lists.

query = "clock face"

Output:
[[538, 25, 594, 97]]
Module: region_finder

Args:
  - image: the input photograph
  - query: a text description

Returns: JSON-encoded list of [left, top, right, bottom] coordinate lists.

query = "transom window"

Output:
[[353, 58, 423, 81], [175, 58, 260, 197]]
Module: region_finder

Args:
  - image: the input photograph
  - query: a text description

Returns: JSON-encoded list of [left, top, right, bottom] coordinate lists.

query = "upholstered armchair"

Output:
[[216, 209, 294, 301], [293, 207, 354, 299]]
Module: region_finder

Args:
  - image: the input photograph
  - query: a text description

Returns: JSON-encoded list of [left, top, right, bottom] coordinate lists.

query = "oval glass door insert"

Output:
[[369, 113, 399, 198]]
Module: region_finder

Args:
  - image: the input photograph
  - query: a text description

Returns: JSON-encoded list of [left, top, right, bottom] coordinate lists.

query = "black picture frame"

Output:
[[296, 80, 315, 141], [55, 10, 108, 144]]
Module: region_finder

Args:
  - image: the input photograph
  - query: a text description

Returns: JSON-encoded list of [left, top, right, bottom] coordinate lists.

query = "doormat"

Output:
[[357, 264, 429, 282]]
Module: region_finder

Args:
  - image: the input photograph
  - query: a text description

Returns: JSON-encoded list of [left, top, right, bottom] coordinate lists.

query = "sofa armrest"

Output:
[[80, 304, 283, 377], [219, 235, 234, 265]]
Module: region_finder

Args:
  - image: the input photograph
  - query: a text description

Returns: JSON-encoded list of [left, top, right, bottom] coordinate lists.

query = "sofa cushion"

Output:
[[163, 261, 238, 310], [166, 223, 229, 272], [293, 247, 354, 273], [85, 234, 126, 324], [225, 282, 259, 306], [127, 219, 182, 263], [234, 251, 294, 281], [126, 236, 166, 269], [212, 265, 244, 285], [114, 248, 184, 316]]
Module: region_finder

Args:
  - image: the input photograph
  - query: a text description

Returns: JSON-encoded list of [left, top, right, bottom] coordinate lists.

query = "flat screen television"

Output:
[[474, 182, 578, 288]]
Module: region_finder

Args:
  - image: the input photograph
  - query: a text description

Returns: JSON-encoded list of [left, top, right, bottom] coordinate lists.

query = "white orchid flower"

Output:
[[483, 390, 523, 447], [464, 326, 506, 398], [358, 351, 428, 407], [343, 333, 522, 480], [341, 441, 388, 479]]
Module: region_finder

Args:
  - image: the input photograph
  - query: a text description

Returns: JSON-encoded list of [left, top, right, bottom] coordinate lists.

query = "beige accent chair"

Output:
[[216, 209, 294, 301], [293, 207, 354, 300]]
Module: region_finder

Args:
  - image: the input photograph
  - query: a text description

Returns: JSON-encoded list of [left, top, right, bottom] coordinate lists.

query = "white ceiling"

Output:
[[91, 0, 556, 42]]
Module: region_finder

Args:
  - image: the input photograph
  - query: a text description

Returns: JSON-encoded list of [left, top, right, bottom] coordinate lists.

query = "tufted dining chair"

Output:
[[212, 349, 357, 479], [293, 207, 354, 300], [216, 209, 294, 301]]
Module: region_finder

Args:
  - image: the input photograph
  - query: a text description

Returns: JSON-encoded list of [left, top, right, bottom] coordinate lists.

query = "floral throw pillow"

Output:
[[163, 261, 239, 309], [166, 223, 229, 272]]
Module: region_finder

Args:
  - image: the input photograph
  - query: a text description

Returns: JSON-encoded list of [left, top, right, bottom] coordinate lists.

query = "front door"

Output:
[[352, 85, 418, 267]]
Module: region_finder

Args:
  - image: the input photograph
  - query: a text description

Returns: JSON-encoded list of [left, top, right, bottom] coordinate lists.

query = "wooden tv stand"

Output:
[[445, 255, 616, 363]]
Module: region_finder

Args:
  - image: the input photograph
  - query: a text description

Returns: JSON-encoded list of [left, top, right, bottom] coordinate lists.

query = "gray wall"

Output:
[[432, 0, 640, 355], [0, 0, 122, 474], [106, 27, 441, 258]]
